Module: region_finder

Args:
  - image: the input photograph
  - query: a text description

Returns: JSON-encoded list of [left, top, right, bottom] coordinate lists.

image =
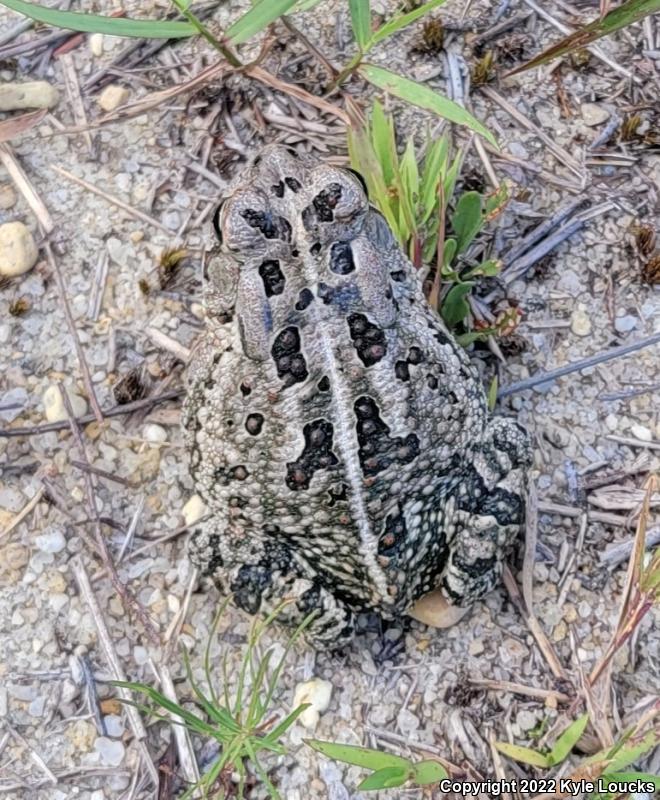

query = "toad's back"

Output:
[[183, 146, 530, 642]]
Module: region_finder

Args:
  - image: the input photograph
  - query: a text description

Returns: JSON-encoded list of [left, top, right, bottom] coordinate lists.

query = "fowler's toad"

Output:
[[183, 145, 531, 647]]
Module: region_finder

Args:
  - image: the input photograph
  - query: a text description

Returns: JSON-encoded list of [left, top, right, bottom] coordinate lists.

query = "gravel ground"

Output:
[[0, 1, 658, 798]]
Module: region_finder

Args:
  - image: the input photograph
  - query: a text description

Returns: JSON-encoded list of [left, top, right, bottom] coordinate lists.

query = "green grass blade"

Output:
[[494, 741, 551, 768], [204, 595, 233, 707], [305, 740, 411, 771], [243, 740, 281, 799], [226, 0, 299, 45], [548, 712, 589, 766], [358, 64, 496, 145], [265, 704, 310, 741], [349, 0, 371, 50], [370, 99, 397, 188], [261, 610, 316, 716], [369, 0, 448, 48], [0, 0, 196, 37], [112, 681, 222, 738], [182, 647, 241, 732], [246, 649, 274, 727], [508, 0, 660, 74], [412, 759, 448, 785], [419, 136, 448, 223], [358, 766, 409, 790]]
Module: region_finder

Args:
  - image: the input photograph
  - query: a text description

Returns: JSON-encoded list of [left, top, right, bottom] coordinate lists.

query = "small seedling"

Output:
[[114, 599, 314, 799], [495, 712, 590, 768], [305, 739, 447, 791]]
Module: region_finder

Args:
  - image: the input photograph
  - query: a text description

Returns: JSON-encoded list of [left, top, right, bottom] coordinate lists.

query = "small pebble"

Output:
[[581, 102, 609, 126], [42, 385, 88, 423], [631, 424, 653, 442], [35, 526, 67, 554], [570, 307, 591, 337], [104, 714, 125, 737], [0, 183, 16, 210], [0, 221, 38, 276], [143, 423, 167, 443], [292, 678, 333, 730], [89, 33, 104, 57], [0, 80, 59, 111], [98, 84, 130, 112], [614, 314, 637, 333], [182, 494, 206, 526], [407, 588, 469, 628], [468, 638, 484, 656], [517, 709, 537, 732], [95, 736, 126, 766]]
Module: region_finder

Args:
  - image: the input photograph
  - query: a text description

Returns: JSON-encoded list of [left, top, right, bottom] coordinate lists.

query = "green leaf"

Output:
[[419, 135, 448, 223], [226, 0, 299, 44], [294, 0, 323, 10], [369, 0, 448, 48], [605, 728, 659, 773], [370, 99, 397, 188], [349, 0, 371, 50], [412, 760, 448, 785], [305, 740, 411, 771], [442, 237, 457, 267], [358, 766, 410, 790], [463, 258, 500, 279], [549, 713, 589, 766], [440, 282, 473, 328], [399, 137, 420, 208], [0, 0, 196, 37], [509, 0, 660, 74], [493, 741, 551, 768], [451, 191, 482, 253], [358, 64, 496, 145]]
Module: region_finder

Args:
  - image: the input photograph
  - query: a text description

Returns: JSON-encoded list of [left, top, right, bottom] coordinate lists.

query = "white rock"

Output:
[[104, 714, 125, 737], [570, 307, 592, 337], [407, 588, 470, 628], [35, 526, 67, 554], [143, 423, 167, 443], [182, 494, 207, 526], [95, 736, 126, 766], [0, 183, 16, 210], [89, 33, 104, 57], [292, 678, 332, 730], [98, 84, 130, 112], [631, 424, 653, 442], [581, 102, 609, 127], [0, 221, 38, 276], [42, 385, 88, 423], [0, 80, 59, 111]]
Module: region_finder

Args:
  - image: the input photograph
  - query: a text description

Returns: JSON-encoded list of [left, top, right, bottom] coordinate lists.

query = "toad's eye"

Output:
[[220, 189, 292, 255], [345, 168, 368, 199], [302, 170, 368, 238]]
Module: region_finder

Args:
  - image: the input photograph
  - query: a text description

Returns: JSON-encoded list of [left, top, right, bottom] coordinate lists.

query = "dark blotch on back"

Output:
[[240, 208, 291, 241], [285, 177, 301, 192], [354, 396, 420, 476], [330, 241, 355, 275], [295, 288, 314, 311], [286, 419, 339, 491], [348, 313, 387, 366], [245, 413, 264, 435], [271, 326, 308, 388], [258, 260, 285, 297]]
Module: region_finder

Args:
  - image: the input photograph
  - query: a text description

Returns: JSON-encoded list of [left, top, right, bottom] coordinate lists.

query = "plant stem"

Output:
[[170, 0, 242, 67], [327, 52, 363, 91]]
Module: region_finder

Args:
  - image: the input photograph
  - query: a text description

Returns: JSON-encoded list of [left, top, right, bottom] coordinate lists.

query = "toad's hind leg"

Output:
[[440, 417, 532, 605], [188, 521, 355, 648]]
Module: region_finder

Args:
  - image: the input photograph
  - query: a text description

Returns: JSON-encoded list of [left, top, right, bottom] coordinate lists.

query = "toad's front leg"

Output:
[[189, 519, 355, 648]]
